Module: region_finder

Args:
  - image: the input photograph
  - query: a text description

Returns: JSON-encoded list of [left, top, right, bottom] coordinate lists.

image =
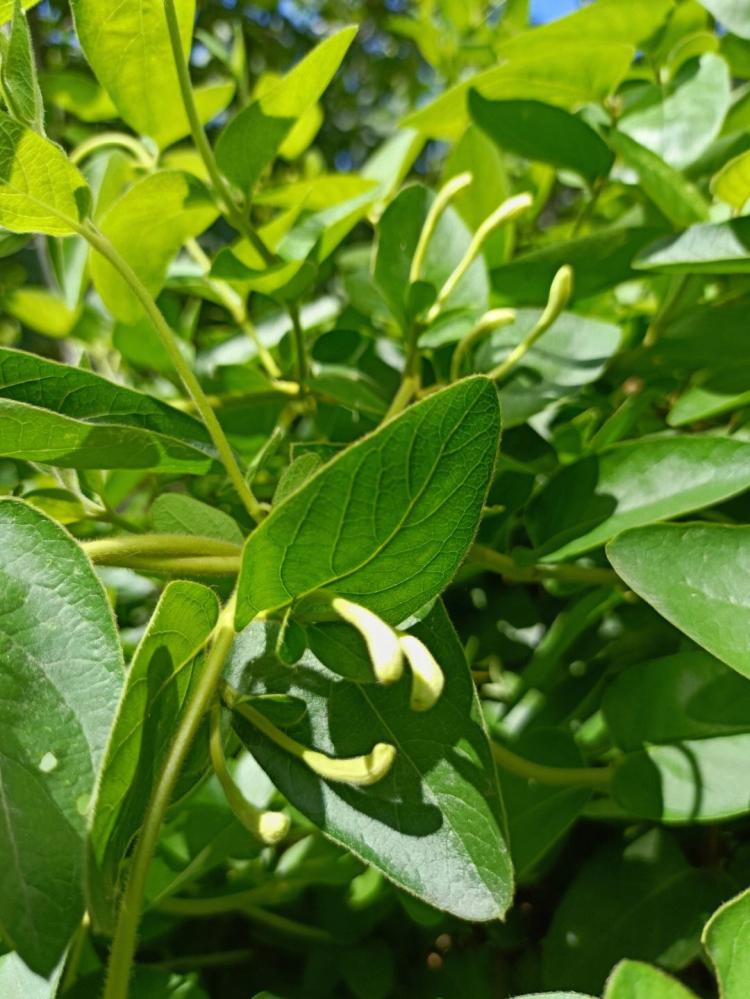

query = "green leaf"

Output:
[[226, 602, 513, 920], [0, 953, 63, 999], [541, 829, 729, 994], [619, 54, 731, 169], [0, 499, 123, 973], [87, 581, 219, 930], [474, 309, 621, 427], [0, 346, 213, 473], [603, 960, 699, 999], [0, 0, 39, 23], [158, 80, 236, 151], [0, 0, 44, 133], [402, 43, 634, 140], [40, 69, 117, 124], [151, 493, 244, 545], [609, 131, 708, 227], [235, 377, 500, 630], [90, 171, 218, 323], [607, 524, 750, 680], [710, 148, 750, 210], [215, 27, 357, 191], [528, 436, 750, 561], [469, 92, 614, 181], [699, 1, 750, 39], [70, 0, 196, 147], [635, 217, 750, 273], [3, 287, 80, 338], [668, 365, 750, 426], [703, 888, 750, 998], [0, 110, 89, 235], [503, 729, 591, 879]]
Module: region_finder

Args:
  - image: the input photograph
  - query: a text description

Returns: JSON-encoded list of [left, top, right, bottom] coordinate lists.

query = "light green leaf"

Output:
[[604, 960, 699, 999], [151, 493, 244, 545], [70, 0, 196, 147], [699, 1, 750, 39], [668, 365, 750, 426], [609, 130, 708, 227], [541, 829, 729, 994], [635, 217, 750, 273], [3, 287, 80, 338], [528, 437, 750, 561], [607, 523, 750, 683], [470, 92, 614, 181], [235, 377, 500, 630], [90, 170, 218, 322], [0, 0, 38, 22], [475, 309, 621, 427], [0, 953, 63, 999], [0, 0, 44, 132], [703, 888, 750, 998], [40, 69, 117, 123], [710, 148, 750, 210], [0, 499, 123, 973], [226, 602, 513, 920], [402, 43, 634, 140], [88, 581, 219, 930], [215, 27, 356, 191], [255, 174, 377, 211], [158, 80, 236, 151], [619, 54, 731, 169], [0, 110, 89, 235]]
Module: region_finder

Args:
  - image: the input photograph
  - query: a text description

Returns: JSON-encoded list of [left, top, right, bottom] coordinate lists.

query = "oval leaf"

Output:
[[703, 888, 750, 998]]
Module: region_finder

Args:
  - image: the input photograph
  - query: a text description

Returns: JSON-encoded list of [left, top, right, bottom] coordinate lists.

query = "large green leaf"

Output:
[[226, 602, 513, 920], [703, 888, 750, 998], [90, 171, 218, 322], [87, 581, 219, 930], [0, 110, 89, 235], [699, 1, 750, 39], [474, 308, 621, 427], [607, 523, 750, 680], [215, 27, 356, 191], [0, 346, 213, 473], [541, 830, 729, 994], [0, 499, 123, 973], [70, 0, 196, 147], [469, 92, 614, 181], [528, 437, 750, 561], [603, 960, 699, 999], [235, 377, 500, 629], [0, 953, 63, 999], [608, 131, 708, 227], [635, 218, 750, 274], [619, 54, 731, 169]]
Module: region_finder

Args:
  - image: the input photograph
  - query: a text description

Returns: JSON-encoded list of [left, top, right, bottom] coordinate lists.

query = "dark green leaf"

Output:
[[0, 499, 123, 973], [235, 377, 500, 629], [151, 494, 244, 545]]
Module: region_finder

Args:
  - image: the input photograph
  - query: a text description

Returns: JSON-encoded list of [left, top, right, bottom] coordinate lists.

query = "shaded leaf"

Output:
[[151, 494, 244, 545]]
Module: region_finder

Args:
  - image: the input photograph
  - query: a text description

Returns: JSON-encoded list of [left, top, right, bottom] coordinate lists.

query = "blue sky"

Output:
[[531, 0, 582, 23]]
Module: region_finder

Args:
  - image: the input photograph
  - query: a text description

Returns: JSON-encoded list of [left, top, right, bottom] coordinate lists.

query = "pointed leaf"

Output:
[[0, 499, 123, 973], [0, 953, 63, 999], [235, 377, 500, 630], [703, 888, 750, 998], [604, 960, 699, 999], [635, 217, 750, 274], [0, 0, 44, 132]]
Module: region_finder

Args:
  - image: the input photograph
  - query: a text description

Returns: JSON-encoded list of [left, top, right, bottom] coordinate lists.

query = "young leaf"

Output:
[[151, 493, 244, 545], [235, 377, 500, 630], [528, 437, 750, 561], [469, 92, 614, 181], [0, 0, 44, 133], [89, 171, 218, 323], [606, 523, 750, 681], [226, 601, 513, 920], [215, 27, 357, 191], [0, 499, 123, 974], [603, 960, 699, 999], [70, 0, 196, 147], [0, 110, 89, 234], [87, 581, 219, 930], [703, 888, 750, 998]]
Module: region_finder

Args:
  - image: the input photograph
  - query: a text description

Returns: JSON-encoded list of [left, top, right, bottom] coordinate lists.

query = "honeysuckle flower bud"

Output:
[[302, 742, 397, 786], [330, 596, 404, 684], [398, 634, 445, 711]]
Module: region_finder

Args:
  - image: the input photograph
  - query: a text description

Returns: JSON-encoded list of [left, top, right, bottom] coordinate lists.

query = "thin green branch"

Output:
[[469, 544, 619, 586], [491, 740, 615, 788]]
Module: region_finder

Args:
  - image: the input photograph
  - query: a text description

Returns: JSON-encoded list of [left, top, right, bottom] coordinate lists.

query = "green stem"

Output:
[[81, 222, 264, 522], [103, 596, 238, 999], [163, 0, 275, 267], [83, 534, 241, 561], [469, 544, 619, 587], [491, 740, 615, 788], [409, 171, 472, 284], [157, 887, 277, 917], [69, 132, 155, 168], [383, 373, 419, 421], [86, 554, 241, 576], [450, 308, 516, 381], [287, 302, 309, 391]]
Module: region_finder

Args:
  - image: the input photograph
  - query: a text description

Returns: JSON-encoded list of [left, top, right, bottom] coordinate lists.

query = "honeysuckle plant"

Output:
[[4, 0, 750, 997]]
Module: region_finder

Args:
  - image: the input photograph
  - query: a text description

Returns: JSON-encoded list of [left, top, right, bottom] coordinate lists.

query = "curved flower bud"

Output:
[[330, 596, 404, 684], [399, 634, 445, 711], [302, 742, 397, 786]]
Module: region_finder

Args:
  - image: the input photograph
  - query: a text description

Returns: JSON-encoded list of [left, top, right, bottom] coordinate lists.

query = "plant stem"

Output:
[[103, 595, 238, 999], [69, 132, 155, 168], [287, 302, 309, 391], [80, 222, 264, 522], [491, 740, 615, 788], [469, 544, 619, 586], [87, 554, 242, 576], [163, 0, 275, 268], [409, 171, 472, 284], [83, 534, 242, 561], [450, 308, 516, 381]]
